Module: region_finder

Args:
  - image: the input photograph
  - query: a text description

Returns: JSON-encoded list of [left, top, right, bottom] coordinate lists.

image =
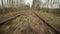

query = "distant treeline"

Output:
[[0, 0, 30, 9], [0, 0, 60, 9]]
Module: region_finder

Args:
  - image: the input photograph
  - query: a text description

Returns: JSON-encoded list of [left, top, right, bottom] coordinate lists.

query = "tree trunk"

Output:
[[1, 0, 4, 9], [32, 0, 40, 9]]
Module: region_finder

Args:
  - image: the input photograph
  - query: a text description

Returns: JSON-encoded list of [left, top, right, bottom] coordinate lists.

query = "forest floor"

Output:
[[0, 9, 60, 34], [34, 10, 60, 29]]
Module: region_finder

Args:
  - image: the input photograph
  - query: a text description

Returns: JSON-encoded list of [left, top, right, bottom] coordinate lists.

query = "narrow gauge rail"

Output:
[[0, 11, 60, 34], [33, 12, 60, 34], [0, 14, 22, 25]]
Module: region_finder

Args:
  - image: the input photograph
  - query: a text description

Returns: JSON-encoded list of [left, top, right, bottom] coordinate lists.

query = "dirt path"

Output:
[[0, 10, 58, 34]]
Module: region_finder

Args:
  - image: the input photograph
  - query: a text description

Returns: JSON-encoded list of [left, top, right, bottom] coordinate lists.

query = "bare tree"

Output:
[[32, 0, 40, 9], [1, 0, 4, 9]]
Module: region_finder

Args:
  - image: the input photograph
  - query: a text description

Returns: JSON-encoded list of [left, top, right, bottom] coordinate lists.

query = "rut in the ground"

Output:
[[0, 11, 56, 34]]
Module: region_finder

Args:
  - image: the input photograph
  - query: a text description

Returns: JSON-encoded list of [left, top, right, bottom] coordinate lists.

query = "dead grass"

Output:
[[35, 11, 60, 29], [0, 9, 57, 34]]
